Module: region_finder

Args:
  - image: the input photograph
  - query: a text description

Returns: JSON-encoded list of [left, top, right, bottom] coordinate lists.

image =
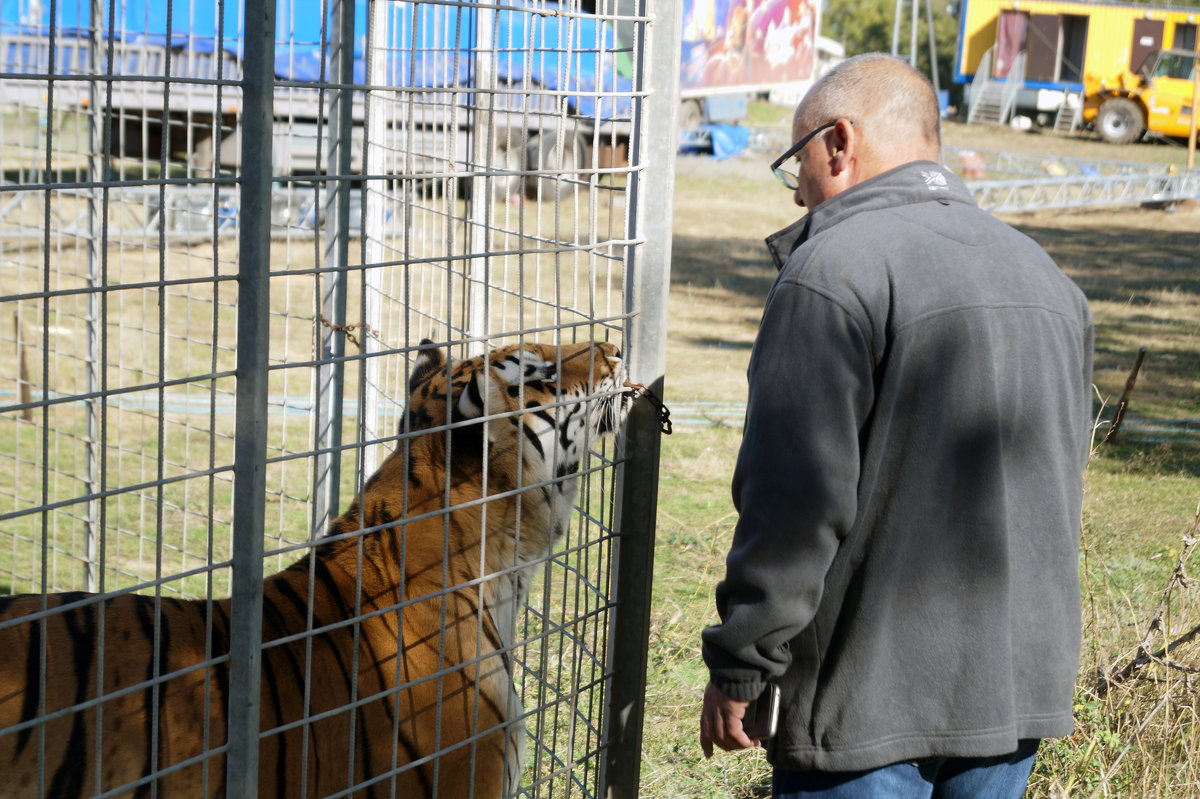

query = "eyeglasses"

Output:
[[770, 120, 837, 189]]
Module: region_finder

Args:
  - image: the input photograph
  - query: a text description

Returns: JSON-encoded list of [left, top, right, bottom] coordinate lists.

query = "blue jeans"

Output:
[[773, 739, 1040, 799]]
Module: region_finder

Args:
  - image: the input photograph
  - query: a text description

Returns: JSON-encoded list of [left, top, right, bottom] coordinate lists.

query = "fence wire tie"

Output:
[[624, 380, 672, 435]]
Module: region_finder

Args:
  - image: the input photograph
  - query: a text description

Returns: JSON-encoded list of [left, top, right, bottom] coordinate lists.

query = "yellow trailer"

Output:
[[954, 0, 1198, 128]]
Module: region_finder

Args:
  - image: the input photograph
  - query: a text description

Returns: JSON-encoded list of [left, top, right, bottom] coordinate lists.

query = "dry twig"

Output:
[[1101, 347, 1146, 444], [1096, 502, 1200, 697]]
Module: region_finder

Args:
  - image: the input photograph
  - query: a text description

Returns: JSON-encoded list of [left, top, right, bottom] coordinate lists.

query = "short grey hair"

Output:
[[798, 53, 941, 150]]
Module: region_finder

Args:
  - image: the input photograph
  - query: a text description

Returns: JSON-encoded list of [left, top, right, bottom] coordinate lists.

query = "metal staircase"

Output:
[[967, 48, 1025, 126], [1053, 90, 1084, 134]]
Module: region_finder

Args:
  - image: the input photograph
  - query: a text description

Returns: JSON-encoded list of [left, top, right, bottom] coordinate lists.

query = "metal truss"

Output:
[[942, 146, 1200, 213]]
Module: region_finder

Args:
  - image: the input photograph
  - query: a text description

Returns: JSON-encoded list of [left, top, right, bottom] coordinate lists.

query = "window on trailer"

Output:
[[1060, 15, 1087, 83], [1024, 13, 1088, 84], [1174, 23, 1197, 53]]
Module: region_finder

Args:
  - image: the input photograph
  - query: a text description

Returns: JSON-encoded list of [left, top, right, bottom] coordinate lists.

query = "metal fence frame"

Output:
[[0, 0, 678, 794]]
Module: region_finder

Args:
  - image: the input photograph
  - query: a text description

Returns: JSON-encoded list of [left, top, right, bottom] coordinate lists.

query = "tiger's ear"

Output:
[[408, 339, 446, 394]]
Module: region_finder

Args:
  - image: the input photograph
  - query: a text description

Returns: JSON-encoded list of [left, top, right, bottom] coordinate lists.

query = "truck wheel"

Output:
[[491, 142, 524, 201], [679, 99, 703, 129], [525, 130, 583, 200], [1095, 98, 1145, 144]]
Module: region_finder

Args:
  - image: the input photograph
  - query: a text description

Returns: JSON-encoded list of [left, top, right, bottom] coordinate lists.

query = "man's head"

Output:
[[778, 53, 941, 209]]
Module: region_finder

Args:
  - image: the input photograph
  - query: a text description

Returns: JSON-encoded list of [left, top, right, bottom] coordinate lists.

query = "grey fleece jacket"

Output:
[[701, 160, 1094, 772]]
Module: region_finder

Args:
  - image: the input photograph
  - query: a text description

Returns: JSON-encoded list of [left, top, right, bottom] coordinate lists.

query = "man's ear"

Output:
[[829, 118, 856, 176]]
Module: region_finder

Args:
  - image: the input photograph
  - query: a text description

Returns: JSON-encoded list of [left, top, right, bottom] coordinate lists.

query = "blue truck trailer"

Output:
[[0, 0, 632, 188]]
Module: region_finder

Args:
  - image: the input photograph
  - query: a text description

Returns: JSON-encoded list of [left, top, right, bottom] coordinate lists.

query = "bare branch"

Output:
[[1102, 347, 1147, 445], [1096, 503, 1200, 696]]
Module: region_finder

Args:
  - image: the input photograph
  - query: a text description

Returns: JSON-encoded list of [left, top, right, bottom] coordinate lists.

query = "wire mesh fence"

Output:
[[0, 0, 675, 795]]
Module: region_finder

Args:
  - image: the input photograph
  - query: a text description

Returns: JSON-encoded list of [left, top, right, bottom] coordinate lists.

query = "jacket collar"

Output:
[[764, 160, 976, 272]]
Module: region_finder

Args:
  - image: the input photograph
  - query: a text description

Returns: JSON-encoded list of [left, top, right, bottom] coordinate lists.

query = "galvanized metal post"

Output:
[[360, 0, 388, 477], [891, 0, 903, 56], [467, 3, 497, 355], [314, 0, 358, 535], [84, 0, 104, 593], [227, 1, 275, 793], [925, 0, 941, 97], [910, 0, 919, 68], [603, 0, 681, 796]]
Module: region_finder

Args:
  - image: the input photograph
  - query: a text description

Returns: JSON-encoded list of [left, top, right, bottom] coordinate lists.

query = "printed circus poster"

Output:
[[681, 0, 815, 90]]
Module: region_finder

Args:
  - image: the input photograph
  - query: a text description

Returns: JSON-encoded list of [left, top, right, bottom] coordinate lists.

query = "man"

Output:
[[699, 53, 1094, 798]]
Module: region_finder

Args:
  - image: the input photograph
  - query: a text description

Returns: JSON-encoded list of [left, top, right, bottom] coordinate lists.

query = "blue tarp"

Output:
[[680, 124, 750, 160], [706, 124, 749, 160]]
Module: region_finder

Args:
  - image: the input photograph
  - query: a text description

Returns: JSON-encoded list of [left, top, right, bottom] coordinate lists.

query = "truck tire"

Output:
[[491, 142, 524, 201], [1095, 97, 1145, 144], [679, 99, 703, 129], [525, 130, 583, 200]]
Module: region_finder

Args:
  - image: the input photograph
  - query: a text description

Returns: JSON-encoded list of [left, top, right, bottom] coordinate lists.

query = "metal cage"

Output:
[[0, 0, 679, 795]]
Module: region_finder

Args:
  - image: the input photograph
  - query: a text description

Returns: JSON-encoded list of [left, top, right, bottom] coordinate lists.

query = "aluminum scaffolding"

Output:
[[944, 146, 1200, 213]]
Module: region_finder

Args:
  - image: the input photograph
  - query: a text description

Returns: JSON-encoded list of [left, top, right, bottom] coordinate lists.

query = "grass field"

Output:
[[643, 113, 1200, 797]]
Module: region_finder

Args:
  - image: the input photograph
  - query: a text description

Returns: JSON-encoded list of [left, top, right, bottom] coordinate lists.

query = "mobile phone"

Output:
[[742, 684, 781, 740]]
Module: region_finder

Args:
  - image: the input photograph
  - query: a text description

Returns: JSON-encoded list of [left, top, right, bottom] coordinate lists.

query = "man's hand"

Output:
[[699, 681, 759, 758]]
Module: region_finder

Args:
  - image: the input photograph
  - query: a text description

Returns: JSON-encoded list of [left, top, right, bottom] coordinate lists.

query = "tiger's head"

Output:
[[329, 340, 630, 565], [403, 339, 629, 468]]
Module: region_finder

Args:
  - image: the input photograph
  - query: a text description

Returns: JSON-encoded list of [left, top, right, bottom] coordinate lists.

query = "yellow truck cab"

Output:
[[1084, 48, 1198, 143]]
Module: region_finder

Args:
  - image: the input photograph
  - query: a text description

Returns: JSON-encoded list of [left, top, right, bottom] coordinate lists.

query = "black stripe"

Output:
[[449, 594, 516, 728], [128, 595, 171, 799], [260, 578, 314, 753], [449, 590, 508, 660], [273, 576, 329, 635], [16, 602, 41, 756], [352, 612, 398, 799], [155, 598, 172, 795], [14, 592, 85, 759], [258, 636, 289, 799], [47, 604, 94, 798], [195, 598, 227, 791], [464, 373, 484, 412], [312, 560, 353, 636], [151, 599, 173, 799], [271, 576, 326, 784], [210, 602, 232, 798], [260, 584, 313, 793], [559, 406, 584, 453], [389, 659, 432, 796], [131, 597, 157, 799], [310, 560, 361, 787], [211, 599, 232, 655], [520, 423, 546, 458], [0, 594, 18, 616]]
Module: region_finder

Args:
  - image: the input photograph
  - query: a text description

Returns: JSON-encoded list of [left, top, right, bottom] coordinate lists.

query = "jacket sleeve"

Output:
[[701, 277, 875, 701]]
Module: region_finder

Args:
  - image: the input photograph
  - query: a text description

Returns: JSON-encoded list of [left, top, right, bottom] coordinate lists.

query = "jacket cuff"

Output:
[[710, 677, 766, 702]]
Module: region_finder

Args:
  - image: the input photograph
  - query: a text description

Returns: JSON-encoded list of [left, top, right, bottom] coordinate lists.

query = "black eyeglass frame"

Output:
[[770, 119, 838, 189]]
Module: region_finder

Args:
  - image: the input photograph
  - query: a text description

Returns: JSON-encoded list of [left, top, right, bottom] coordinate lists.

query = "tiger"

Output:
[[0, 339, 630, 799]]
